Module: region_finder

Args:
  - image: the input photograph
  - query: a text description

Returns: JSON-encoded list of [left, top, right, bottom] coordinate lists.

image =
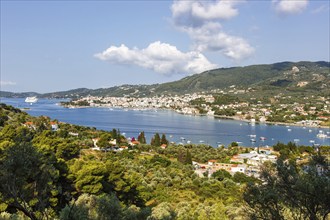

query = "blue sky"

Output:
[[1, 0, 329, 93]]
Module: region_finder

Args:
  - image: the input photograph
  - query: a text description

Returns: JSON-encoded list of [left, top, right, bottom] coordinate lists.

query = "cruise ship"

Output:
[[25, 96, 38, 104]]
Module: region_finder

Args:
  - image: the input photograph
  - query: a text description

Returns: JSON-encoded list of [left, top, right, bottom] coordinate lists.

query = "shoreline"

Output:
[[61, 103, 330, 129], [212, 115, 330, 129]]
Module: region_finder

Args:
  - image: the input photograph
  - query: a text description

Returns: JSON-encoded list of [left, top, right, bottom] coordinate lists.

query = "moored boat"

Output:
[[25, 96, 38, 104]]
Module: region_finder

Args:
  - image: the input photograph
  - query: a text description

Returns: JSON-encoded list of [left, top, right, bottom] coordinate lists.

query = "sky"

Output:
[[1, 0, 329, 93]]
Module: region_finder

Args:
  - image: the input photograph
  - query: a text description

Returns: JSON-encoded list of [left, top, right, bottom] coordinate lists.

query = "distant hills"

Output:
[[1, 61, 329, 99]]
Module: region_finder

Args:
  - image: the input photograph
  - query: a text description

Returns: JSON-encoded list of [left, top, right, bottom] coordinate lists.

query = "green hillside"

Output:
[[1, 61, 329, 98], [1, 103, 329, 220], [153, 61, 330, 95]]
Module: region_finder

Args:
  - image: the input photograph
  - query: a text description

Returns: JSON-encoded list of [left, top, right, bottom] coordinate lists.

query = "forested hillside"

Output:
[[154, 61, 330, 95], [0, 104, 329, 220], [1, 61, 329, 98]]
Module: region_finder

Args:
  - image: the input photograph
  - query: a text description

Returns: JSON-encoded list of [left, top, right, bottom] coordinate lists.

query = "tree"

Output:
[[229, 142, 238, 147], [116, 129, 122, 145], [97, 133, 112, 150], [185, 149, 192, 165], [160, 134, 169, 145], [137, 131, 146, 144], [151, 133, 161, 147], [0, 143, 59, 220], [212, 169, 231, 181], [149, 202, 176, 220], [244, 158, 330, 220], [177, 149, 192, 165], [70, 160, 106, 194], [232, 172, 257, 184], [56, 142, 80, 160], [59, 193, 123, 220]]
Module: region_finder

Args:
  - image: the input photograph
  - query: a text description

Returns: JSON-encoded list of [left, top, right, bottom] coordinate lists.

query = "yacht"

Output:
[[317, 133, 328, 138], [317, 130, 328, 138], [25, 96, 38, 104]]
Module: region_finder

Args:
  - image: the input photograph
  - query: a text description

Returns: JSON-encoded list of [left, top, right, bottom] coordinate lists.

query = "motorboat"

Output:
[[25, 96, 38, 104]]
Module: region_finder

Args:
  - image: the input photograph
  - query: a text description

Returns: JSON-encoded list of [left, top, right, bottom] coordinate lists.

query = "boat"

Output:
[[293, 139, 300, 142], [287, 129, 292, 131], [317, 133, 328, 138], [316, 130, 328, 138], [260, 137, 266, 141], [250, 138, 256, 142], [25, 96, 38, 104]]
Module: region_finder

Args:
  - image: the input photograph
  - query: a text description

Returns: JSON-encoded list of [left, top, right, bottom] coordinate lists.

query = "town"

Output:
[[62, 87, 330, 129]]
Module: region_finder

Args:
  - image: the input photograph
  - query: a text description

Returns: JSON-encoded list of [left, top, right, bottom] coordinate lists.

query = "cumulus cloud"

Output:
[[0, 81, 17, 86], [185, 22, 255, 60], [273, 0, 308, 15], [95, 41, 218, 75], [171, 0, 241, 27], [171, 0, 254, 61]]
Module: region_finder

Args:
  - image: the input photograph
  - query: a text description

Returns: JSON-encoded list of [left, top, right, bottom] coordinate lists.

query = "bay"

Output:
[[1, 98, 329, 147]]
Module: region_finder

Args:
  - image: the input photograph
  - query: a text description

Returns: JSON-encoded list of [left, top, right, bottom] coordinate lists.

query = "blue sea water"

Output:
[[1, 98, 329, 147]]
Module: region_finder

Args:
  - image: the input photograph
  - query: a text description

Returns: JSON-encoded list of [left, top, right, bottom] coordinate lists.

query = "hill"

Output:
[[1, 61, 329, 98], [152, 61, 330, 96]]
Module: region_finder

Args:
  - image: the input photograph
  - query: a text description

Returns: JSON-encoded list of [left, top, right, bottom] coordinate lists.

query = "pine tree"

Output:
[[116, 129, 121, 145], [151, 133, 160, 147], [138, 131, 146, 144], [160, 134, 168, 145], [177, 149, 192, 165], [112, 129, 117, 139], [177, 150, 185, 164], [185, 149, 192, 165]]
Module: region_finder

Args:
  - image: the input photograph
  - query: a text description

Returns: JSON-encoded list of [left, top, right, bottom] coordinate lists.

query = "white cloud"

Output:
[[171, 0, 254, 61], [311, 4, 329, 14], [273, 0, 308, 15], [0, 81, 17, 86], [95, 41, 218, 75], [171, 0, 241, 28], [185, 22, 255, 60]]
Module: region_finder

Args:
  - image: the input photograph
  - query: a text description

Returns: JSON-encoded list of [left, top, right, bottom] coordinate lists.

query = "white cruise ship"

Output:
[[25, 96, 38, 104]]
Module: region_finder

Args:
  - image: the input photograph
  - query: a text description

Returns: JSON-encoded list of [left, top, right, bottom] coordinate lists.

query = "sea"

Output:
[[1, 98, 330, 147]]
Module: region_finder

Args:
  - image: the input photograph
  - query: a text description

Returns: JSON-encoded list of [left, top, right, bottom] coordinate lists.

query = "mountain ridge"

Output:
[[1, 61, 329, 98]]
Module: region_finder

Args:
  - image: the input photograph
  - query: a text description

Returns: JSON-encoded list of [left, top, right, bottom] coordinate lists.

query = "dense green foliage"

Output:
[[244, 157, 330, 219], [0, 104, 329, 220], [0, 104, 248, 219]]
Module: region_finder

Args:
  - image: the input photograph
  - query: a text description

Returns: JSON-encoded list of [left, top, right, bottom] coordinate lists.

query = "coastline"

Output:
[[61, 103, 330, 129]]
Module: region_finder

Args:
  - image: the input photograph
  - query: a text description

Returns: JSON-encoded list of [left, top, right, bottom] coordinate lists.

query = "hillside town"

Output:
[[62, 90, 330, 128]]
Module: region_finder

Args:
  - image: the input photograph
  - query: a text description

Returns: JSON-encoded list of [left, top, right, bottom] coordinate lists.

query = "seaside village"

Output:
[[25, 119, 278, 179], [67, 88, 330, 128], [193, 148, 277, 178], [90, 136, 278, 179]]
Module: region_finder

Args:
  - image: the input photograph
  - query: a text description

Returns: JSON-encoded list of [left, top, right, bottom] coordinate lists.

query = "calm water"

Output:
[[1, 98, 329, 147]]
